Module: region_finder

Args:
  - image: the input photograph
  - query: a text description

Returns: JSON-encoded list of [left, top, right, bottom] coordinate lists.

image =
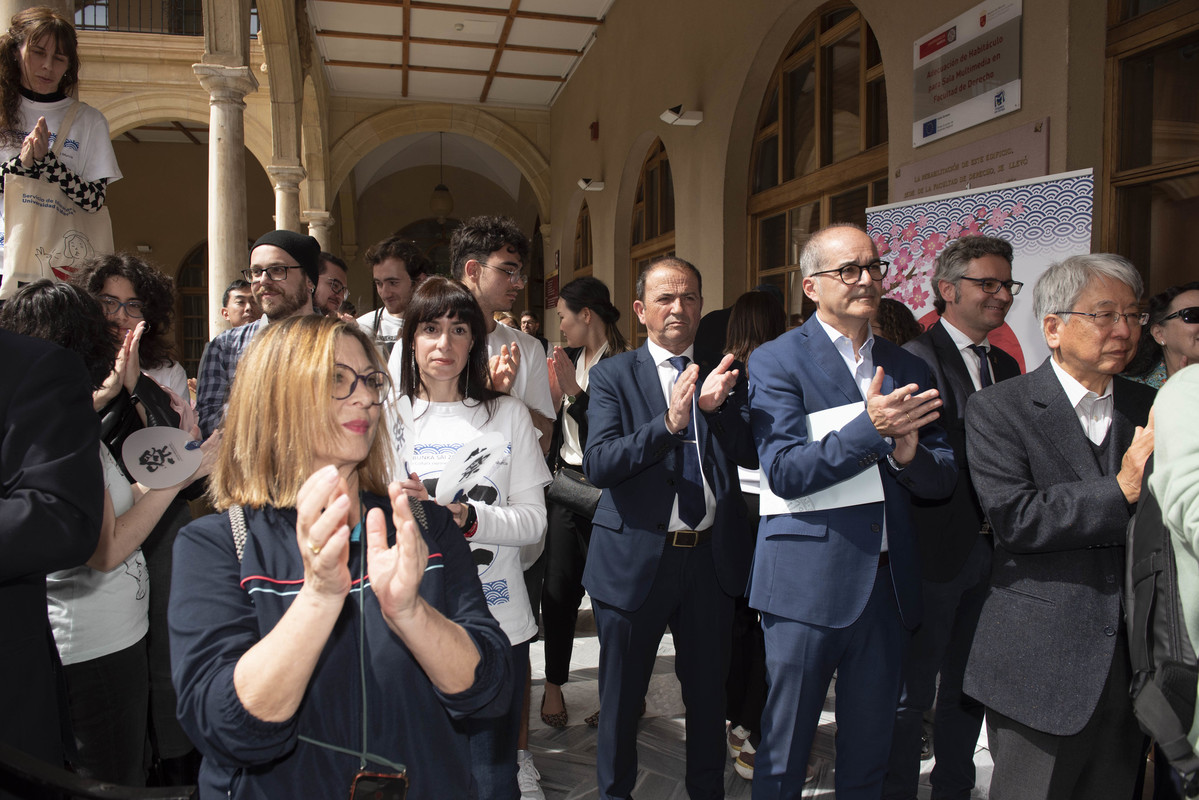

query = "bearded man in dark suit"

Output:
[[884, 236, 1023, 800]]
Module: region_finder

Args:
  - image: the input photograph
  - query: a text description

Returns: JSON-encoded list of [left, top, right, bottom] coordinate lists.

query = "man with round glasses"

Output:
[[884, 235, 1023, 800], [314, 252, 352, 321], [196, 230, 320, 437], [962, 253, 1155, 800], [747, 223, 956, 797]]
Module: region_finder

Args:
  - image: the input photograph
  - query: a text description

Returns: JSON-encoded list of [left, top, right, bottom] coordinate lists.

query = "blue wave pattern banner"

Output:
[[866, 170, 1094, 371]]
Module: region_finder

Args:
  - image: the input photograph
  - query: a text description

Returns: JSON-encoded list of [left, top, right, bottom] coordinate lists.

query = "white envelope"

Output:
[[759, 401, 885, 515]]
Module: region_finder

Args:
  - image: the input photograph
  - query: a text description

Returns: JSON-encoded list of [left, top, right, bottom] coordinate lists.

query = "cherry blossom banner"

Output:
[[866, 168, 1094, 373]]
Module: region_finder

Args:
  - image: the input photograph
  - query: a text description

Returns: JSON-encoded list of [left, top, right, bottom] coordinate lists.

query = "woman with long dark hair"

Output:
[[0, 280, 216, 787], [394, 276, 551, 799], [75, 253, 188, 400], [539, 276, 627, 728], [0, 7, 120, 286]]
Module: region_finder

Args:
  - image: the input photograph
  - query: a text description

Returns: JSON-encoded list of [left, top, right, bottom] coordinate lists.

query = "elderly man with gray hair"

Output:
[[962, 253, 1156, 800]]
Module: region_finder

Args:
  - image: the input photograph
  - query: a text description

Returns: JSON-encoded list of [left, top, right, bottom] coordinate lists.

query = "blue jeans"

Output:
[[465, 640, 529, 800]]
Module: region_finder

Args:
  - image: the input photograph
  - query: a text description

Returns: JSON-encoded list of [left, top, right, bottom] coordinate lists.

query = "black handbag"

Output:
[[547, 466, 601, 520]]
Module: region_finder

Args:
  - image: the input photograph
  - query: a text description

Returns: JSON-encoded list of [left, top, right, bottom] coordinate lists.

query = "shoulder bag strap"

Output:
[[50, 101, 83, 158], [228, 505, 247, 563]]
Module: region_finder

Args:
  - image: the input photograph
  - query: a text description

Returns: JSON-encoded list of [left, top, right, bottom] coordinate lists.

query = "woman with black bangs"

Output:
[[0, 7, 120, 286]]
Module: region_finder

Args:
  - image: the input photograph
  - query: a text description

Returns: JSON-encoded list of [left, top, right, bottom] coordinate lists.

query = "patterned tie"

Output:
[[967, 344, 993, 389], [668, 356, 706, 528]]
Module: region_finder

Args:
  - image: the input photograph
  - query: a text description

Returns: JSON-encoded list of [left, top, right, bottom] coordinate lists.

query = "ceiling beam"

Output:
[[316, 28, 581, 56], [319, 0, 602, 26], [172, 120, 203, 145], [324, 58, 563, 81], [123, 130, 140, 143], [480, 0, 519, 103], [402, 0, 410, 97]]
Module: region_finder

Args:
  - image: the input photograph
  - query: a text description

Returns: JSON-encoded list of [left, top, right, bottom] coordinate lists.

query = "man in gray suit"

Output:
[[963, 254, 1155, 799], [885, 236, 1022, 800]]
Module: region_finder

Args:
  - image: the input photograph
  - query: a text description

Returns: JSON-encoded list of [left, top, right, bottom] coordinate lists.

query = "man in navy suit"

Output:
[[583, 256, 758, 799], [747, 224, 956, 799], [963, 254, 1154, 799], [884, 236, 1023, 800]]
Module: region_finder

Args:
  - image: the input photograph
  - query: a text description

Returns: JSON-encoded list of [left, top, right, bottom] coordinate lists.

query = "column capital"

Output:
[[193, 63, 258, 105], [302, 210, 335, 229], [539, 222, 552, 243], [266, 163, 307, 190]]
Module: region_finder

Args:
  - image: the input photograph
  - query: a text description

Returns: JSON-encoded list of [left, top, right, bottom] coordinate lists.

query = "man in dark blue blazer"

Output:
[[0, 330, 103, 799], [583, 256, 758, 799], [963, 254, 1154, 800], [747, 224, 956, 799], [884, 236, 1023, 800]]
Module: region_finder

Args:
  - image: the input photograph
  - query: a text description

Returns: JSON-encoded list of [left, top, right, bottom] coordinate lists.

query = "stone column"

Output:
[[267, 163, 306, 233], [303, 210, 335, 252], [194, 63, 258, 339]]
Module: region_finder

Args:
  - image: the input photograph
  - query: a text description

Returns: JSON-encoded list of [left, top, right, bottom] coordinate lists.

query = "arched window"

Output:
[[749, 2, 888, 326], [574, 201, 593, 277], [630, 138, 675, 346], [1103, 0, 1199, 291], [176, 242, 208, 378]]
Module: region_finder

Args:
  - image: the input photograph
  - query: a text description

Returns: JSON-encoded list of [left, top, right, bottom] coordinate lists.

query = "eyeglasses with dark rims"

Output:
[[810, 260, 889, 285], [958, 276, 1024, 295], [332, 364, 392, 405]]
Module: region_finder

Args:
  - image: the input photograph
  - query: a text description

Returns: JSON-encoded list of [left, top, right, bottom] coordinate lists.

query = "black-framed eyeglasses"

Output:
[[810, 260, 889, 285], [1162, 306, 1199, 325], [959, 276, 1024, 296], [97, 295, 145, 319], [321, 276, 347, 296], [242, 265, 301, 282], [1053, 310, 1149, 328], [482, 262, 528, 287], [333, 363, 392, 405]]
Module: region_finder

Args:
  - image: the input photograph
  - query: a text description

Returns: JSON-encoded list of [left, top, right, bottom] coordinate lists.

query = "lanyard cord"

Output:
[[296, 499, 407, 775]]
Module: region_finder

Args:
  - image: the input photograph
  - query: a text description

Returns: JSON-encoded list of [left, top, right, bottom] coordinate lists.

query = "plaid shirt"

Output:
[[196, 318, 265, 438]]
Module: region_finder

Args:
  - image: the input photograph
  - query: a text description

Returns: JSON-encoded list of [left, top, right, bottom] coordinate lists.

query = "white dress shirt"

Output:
[[1049, 357, 1114, 446], [940, 317, 992, 392], [645, 338, 716, 531], [814, 314, 888, 551]]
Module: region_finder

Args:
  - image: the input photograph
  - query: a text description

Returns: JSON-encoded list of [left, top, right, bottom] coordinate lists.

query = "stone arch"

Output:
[[98, 93, 274, 171], [329, 103, 551, 225], [609, 130, 663, 326]]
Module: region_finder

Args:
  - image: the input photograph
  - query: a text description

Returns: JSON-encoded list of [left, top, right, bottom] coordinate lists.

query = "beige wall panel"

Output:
[[547, 0, 1102, 338], [107, 141, 276, 290]]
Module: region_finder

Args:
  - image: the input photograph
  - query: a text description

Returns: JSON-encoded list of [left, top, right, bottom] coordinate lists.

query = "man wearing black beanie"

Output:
[[195, 230, 321, 437]]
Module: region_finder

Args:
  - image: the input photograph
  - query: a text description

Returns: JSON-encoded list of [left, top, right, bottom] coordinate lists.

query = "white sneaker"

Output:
[[727, 724, 751, 758], [516, 749, 546, 800]]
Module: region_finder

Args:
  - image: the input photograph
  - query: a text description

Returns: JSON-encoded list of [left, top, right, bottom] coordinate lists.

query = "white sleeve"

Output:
[[468, 483, 546, 548], [79, 105, 122, 184], [514, 332, 556, 420]]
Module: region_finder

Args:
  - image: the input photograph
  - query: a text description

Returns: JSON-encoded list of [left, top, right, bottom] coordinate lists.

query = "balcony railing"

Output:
[[74, 1, 260, 37]]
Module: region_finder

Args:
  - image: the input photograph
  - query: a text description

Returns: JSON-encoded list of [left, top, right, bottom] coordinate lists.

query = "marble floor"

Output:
[[525, 597, 994, 799]]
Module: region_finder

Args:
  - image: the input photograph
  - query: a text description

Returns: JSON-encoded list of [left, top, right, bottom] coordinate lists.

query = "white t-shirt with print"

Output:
[[403, 395, 551, 645], [46, 445, 149, 666], [0, 96, 122, 272]]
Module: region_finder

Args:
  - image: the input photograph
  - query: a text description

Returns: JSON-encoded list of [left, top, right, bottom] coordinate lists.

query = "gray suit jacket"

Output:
[[904, 321, 1021, 581], [962, 359, 1155, 735]]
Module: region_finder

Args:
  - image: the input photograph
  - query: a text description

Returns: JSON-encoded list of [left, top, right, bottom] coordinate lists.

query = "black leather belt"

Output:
[[878, 550, 890, 568], [667, 529, 712, 548]]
